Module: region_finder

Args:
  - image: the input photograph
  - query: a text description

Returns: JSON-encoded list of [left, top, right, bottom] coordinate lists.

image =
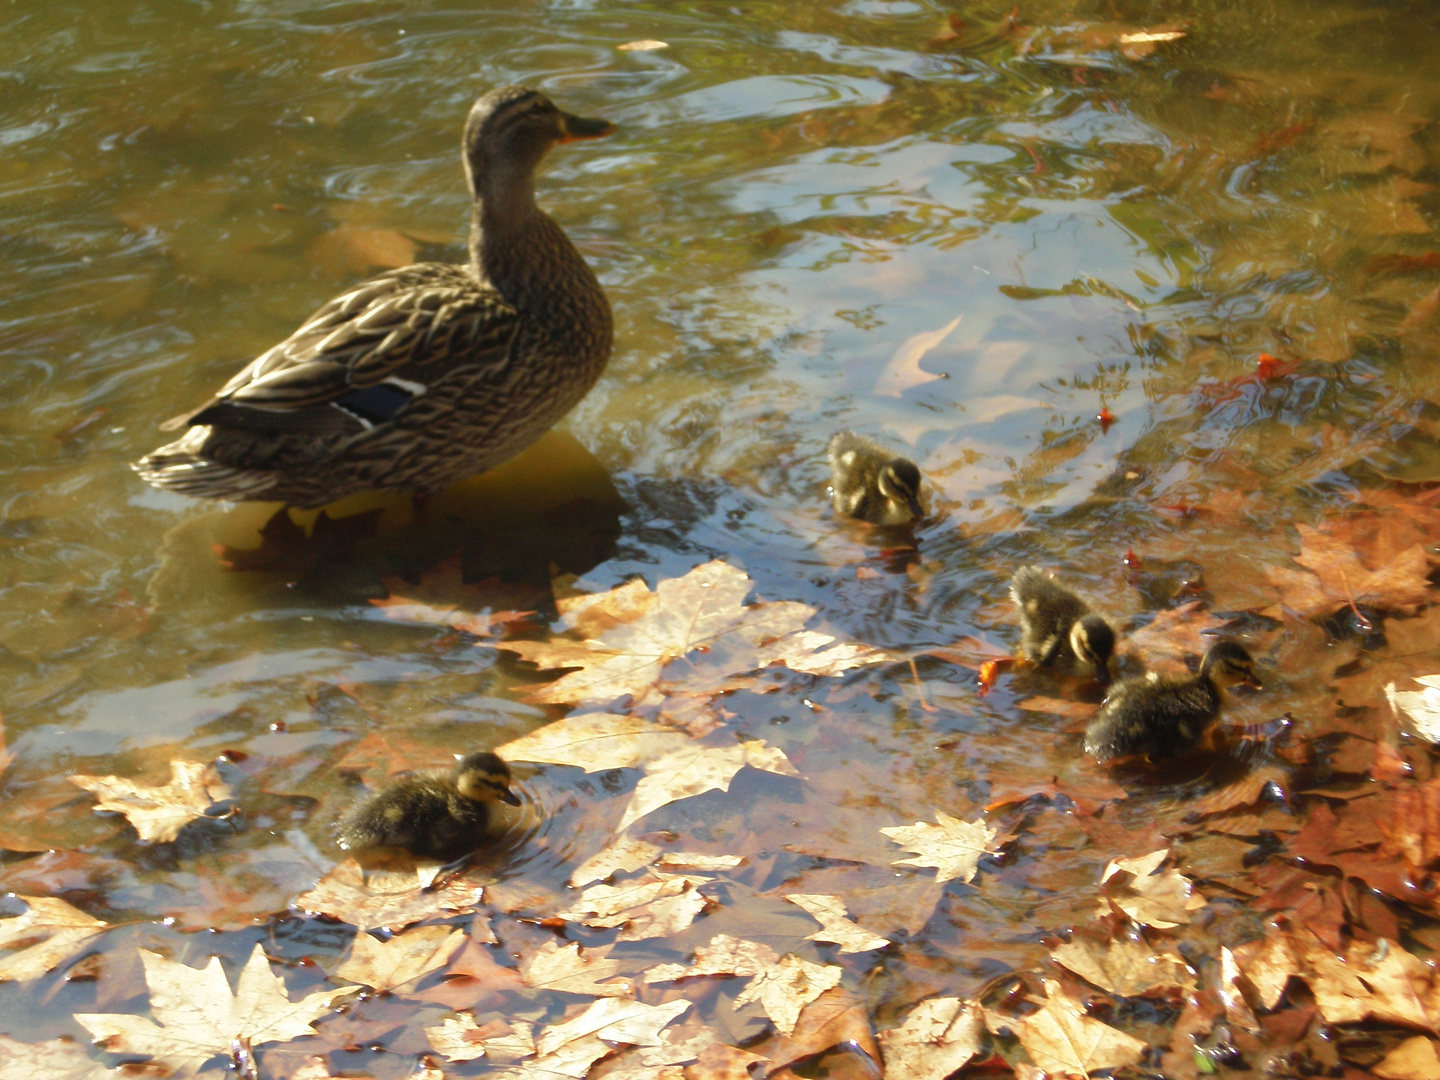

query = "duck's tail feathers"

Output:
[[134, 430, 279, 502]]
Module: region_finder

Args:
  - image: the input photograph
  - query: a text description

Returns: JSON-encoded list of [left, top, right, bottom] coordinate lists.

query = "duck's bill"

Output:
[[907, 497, 925, 520], [499, 787, 523, 806], [558, 113, 616, 142]]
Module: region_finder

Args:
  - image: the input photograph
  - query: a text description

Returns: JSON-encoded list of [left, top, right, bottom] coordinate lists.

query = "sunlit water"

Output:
[[4, 0, 1440, 1061]]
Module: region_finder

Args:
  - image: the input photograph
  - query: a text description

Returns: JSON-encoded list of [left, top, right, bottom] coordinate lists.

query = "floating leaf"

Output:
[[644, 934, 779, 984], [0, 895, 110, 982], [880, 811, 1002, 885], [618, 39, 668, 51], [499, 713, 691, 772], [295, 859, 484, 932], [617, 738, 798, 832], [875, 314, 962, 397], [1015, 979, 1145, 1075], [1388, 676, 1440, 743], [516, 940, 631, 997], [369, 556, 535, 636], [568, 835, 663, 887], [555, 871, 707, 941], [876, 997, 984, 1080], [335, 925, 466, 992], [0, 1035, 116, 1080], [1376, 1036, 1440, 1080], [784, 894, 889, 953], [1097, 849, 1206, 928], [1051, 934, 1195, 996], [732, 954, 843, 1035], [69, 760, 232, 843]]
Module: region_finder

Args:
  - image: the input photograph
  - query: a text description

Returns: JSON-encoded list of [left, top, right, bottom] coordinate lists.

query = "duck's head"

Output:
[[463, 86, 614, 197], [454, 751, 522, 806], [1200, 640, 1260, 689], [877, 458, 924, 522], [1069, 615, 1116, 674]]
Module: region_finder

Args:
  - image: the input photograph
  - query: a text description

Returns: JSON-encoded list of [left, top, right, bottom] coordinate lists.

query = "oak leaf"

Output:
[[499, 560, 892, 705], [1016, 979, 1145, 1075], [618, 739, 799, 832], [517, 940, 632, 997], [880, 810, 1002, 884], [498, 713, 691, 773], [644, 934, 779, 984], [875, 315, 962, 397], [1097, 849, 1206, 928], [0, 895, 110, 981], [876, 997, 984, 1080], [68, 759, 232, 842], [784, 894, 889, 953], [335, 925, 466, 992], [733, 954, 843, 1035], [369, 556, 535, 637], [0, 1035, 116, 1080], [556, 871, 708, 941], [1050, 935, 1195, 996], [74, 944, 356, 1073], [295, 859, 484, 932]]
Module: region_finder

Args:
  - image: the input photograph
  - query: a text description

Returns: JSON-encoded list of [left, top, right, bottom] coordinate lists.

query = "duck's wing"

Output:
[[163, 264, 518, 435]]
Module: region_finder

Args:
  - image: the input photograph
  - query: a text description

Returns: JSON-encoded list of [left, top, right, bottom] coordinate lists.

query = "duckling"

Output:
[[826, 431, 924, 526], [1084, 641, 1258, 762], [336, 751, 521, 858], [1010, 566, 1115, 678]]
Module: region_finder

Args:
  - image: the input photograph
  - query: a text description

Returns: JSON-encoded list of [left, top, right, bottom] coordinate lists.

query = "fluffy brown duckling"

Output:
[[827, 431, 924, 526], [336, 751, 521, 858], [1010, 566, 1115, 679], [1084, 641, 1259, 762]]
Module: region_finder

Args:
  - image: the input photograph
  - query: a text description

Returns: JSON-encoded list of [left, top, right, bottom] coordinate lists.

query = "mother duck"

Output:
[[136, 86, 615, 508]]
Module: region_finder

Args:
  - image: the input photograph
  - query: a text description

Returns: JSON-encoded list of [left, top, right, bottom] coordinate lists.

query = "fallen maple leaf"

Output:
[[1050, 934, 1195, 996], [555, 871, 708, 941], [1126, 601, 1228, 666], [216, 507, 380, 573], [500, 560, 892, 705], [75, 944, 356, 1074], [1266, 522, 1430, 619], [1097, 849, 1207, 928], [369, 556, 535, 637], [617, 738, 799, 832], [536, 997, 690, 1057], [1016, 979, 1145, 1075], [1218, 946, 1260, 1032], [1389, 676, 1440, 742], [69, 759, 232, 843], [295, 859, 484, 932], [880, 810, 1003, 885], [335, 925, 466, 992], [568, 834, 663, 887], [498, 713, 691, 772], [875, 314, 962, 397], [876, 997, 985, 1080], [517, 940, 632, 997], [0, 895, 111, 983], [427, 1014, 534, 1064], [0, 1035, 116, 1080], [644, 933, 779, 984], [762, 985, 879, 1075], [733, 953, 843, 1035], [784, 893, 889, 953], [1376, 1036, 1440, 1080]]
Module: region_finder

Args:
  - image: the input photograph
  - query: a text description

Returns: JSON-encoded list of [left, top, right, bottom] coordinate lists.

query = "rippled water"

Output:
[[4, 0, 1440, 1061]]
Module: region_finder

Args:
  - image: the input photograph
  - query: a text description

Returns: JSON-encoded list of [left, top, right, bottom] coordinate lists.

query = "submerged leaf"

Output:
[[1016, 979, 1145, 1075], [617, 739, 798, 832], [732, 954, 843, 1035], [0, 895, 110, 982], [880, 811, 1002, 885], [877, 998, 984, 1080]]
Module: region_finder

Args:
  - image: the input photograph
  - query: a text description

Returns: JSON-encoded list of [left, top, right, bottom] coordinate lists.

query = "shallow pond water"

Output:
[[4, 0, 1440, 1073]]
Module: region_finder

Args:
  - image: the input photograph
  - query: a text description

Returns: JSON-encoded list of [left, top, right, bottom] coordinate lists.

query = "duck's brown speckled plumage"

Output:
[[1010, 566, 1115, 678], [136, 86, 614, 508], [826, 431, 924, 526]]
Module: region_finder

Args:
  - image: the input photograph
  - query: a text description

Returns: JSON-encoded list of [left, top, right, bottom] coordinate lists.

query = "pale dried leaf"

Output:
[[1016, 979, 1145, 1075], [657, 852, 744, 872], [1389, 677, 1440, 743], [1050, 935, 1195, 996], [498, 714, 690, 773], [425, 1011, 488, 1063], [618, 739, 798, 832], [536, 998, 690, 1056], [1376, 1036, 1440, 1080], [556, 872, 707, 941], [644, 934, 780, 983], [1098, 849, 1206, 928], [732, 954, 842, 1035], [876, 997, 984, 1080], [295, 859, 484, 931], [875, 315, 963, 397], [569, 835, 663, 887], [74, 945, 356, 1073], [1234, 927, 1305, 1010], [335, 925, 465, 992], [517, 940, 632, 997], [0, 895, 109, 982], [880, 811, 1001, 885], [1218, 946, 1260, 1032], [0, 1035, 115, 1080], [69, 760, 232, 842], [618, 39, 668, 50], [784, 894, 889, 953]]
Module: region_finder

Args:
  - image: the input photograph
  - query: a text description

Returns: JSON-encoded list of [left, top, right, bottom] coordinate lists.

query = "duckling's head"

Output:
[[1069, 615, 1116, 673], [464, 87, 615, 197], [1199, 641, 1259, 689], [453, 752, 522, 806], [877, 458, 924, 522]]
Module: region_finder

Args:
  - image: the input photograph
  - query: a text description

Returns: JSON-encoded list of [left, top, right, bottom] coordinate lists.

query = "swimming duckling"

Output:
[[336, 751, 521, 858], [1010, 566, 1115, 678], [1084, 641, 1258, 762], [827, 431, 924, 526]]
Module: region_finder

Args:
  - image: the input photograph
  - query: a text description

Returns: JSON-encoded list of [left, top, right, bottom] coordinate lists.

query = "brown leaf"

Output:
[[216, 507, 380, 573], [1187, 765, 1290, 817], [1265, 522, 1431, 618], [875, 315, 962, 397], [334, 925, 466, 992], [1014, 695, 1100, 720], [295, 859, 484, 932], [1380, 778, 1440, 875], [1127, 601, 1228, 665], [1376, 1036, 1440, 1080], [1016, 978, 1145, 1075], [568, 835, 663, 887], [876, 997, 984, 1080], [881, 811, 1003, 885], [0, 895, 110, 982], [685, 1043, 771, 1080], [1051, 934, 1195, 996], [69, 759, 232, 843], [369, 556, 535, 636], [783, 894, 889, 953], [763, 986, 878, 1075], [499, 560, 892, 705], [1233, 925, 1306, 1010], [1098, 849, 1207, 928]]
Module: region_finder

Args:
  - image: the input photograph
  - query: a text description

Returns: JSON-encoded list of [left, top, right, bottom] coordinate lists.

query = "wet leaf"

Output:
[[876, 997, 984, 1080], [784, 894, 889, 953], [498, 713, 691, 772], [875, 314, 962, 397], [555, 871, 708, 941], [216, 508, 381, 573], [1050, 934, 1195, 996], [1388, 676, 1440, 742], [1098, 849, 1207, 928], [516, 940, 632, 997], [1376, 1036, 1440, 1080], [68, 759, 233, 843], [334, 925, 466, 992], [733, 954, 843, 1035], [645, 934, 779, 984], [0, 1035, 118, 1080], [568, 835, 663, 887], [307, 224, 417, 274], [1127, 602, 1228, 667], [75, 944, 356, 1073], [762, 986, 879, 1075], [618, 39, 668, 51], [617, 738, 798, 832], [369, 556, 536, 636], [880, 811, 1002, 885], [499, 560, 892, 705], [1265, 522, 1431, 618], [1015, 979, 1146, 1075], [0, 895, 110, 982], [295, 859, 485, 932], [535, 997, 690, 1056]]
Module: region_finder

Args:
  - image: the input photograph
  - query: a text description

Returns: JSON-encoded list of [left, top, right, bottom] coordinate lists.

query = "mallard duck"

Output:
[[1010, 566, 1115, 678], [1084, 641, 1258, 762], [827, 431, 924, 526], [336, 751, 522, 858], [135, 86, 616, 508]]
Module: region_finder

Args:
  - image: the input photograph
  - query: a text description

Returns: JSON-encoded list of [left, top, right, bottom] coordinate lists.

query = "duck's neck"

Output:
[[468, 176, 571, 309]]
